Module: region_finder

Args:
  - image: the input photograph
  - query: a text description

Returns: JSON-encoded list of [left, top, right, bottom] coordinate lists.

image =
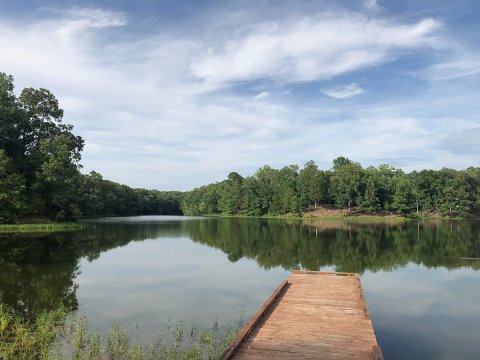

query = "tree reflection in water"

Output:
[[0, 218, 479, 320]]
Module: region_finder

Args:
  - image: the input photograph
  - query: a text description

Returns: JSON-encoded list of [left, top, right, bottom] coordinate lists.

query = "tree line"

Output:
[[0, 72, 181, 223], [181, 157, 480, 217], [2, 71, 479, 222]]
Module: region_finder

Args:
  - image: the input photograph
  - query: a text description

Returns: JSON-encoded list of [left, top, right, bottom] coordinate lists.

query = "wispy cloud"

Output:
[[0, 3, 477, 189], [56, 7, 127, 28], [321, 82, 364, 99], [191, 16, 441, 87], [254, 91, 270, 100], [419, 56, 480, 81]]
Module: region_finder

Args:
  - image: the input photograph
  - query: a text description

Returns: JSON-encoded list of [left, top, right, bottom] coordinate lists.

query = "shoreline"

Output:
[[2, 214, 477, 233], [201, 213, 478, 221], [0, 223, 85, 233]]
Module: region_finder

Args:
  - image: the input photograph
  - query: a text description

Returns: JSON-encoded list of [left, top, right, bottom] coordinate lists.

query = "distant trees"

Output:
[[182, 157, 480, 218], [78, 171, 182, 217], [0, 72, 181, 223], [2, 71, 479, 222]]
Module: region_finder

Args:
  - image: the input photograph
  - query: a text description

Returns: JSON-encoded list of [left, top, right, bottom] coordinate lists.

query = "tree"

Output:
[[332, 156, 353, 171], [360, 176, 380, 211], [330, 159, 364, 211], [199, 184, 219, 214], [374, 164, 397, 209], [271, 165, 299, 214], [392, 176, 415, 215], [0, 73, 25, 160], [35, 135, 83, 220], [465, 167, 480, 213], [0, 150, 28, 222], [298, 161, 323, 209], [438, 172, 474, 215], [218, 172, 244, 214], [241, 177, 262, 216], [255, 165, 278, 215]]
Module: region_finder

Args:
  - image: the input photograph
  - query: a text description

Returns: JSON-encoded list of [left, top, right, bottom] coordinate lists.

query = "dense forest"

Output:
[[0, 73, 181, 223], [181, 157, 480, 218]]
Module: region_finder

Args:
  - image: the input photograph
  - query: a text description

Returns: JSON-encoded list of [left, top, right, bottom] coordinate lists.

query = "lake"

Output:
[[0, 216, 479, 359]]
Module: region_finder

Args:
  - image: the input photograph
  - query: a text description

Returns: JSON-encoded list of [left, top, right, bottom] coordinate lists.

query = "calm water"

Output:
[[1, 216, 479, 359]]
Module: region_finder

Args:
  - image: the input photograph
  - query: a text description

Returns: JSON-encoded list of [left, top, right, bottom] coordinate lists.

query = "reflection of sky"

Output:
[[76, 235, 289, 336], [362, 264, 480, 360]]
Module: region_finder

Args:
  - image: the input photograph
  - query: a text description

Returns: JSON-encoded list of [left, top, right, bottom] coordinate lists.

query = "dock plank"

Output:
[[219, 271, 382, 360]]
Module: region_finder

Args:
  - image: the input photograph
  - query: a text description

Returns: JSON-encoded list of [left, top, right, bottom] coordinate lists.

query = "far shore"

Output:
[[0, 223, 85, 233], [2, 211, 477, 233]]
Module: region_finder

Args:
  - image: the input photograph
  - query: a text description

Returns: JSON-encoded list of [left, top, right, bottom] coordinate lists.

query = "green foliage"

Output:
[[218, 172, 244, 215], [0, 223, 84, 233], [182, 156, 480, 218], [79, 171, 182, 218], [438, 172, 474, 215], [392, 177, 416, 215], [270, 165, 300, 215], [0, 72, 182, 223], [0, 303, 67, 360], [0, 149, 28, 222], [298, 161, 330, 208], [360, 177, 380, 211], [329, 159, 363, 211]]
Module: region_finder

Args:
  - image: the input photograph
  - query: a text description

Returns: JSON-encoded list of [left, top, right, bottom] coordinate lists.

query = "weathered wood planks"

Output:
[[219, 271, 383, 360]]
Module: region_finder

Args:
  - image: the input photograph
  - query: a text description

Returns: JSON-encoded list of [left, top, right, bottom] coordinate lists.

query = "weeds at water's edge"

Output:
[[0, 303, 244, 359], [0, 223, 85, 233], [0, 303, 67, 360]]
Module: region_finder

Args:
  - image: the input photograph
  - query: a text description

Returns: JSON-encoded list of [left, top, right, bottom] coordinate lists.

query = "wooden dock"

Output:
[[220, 271, 383, 360]]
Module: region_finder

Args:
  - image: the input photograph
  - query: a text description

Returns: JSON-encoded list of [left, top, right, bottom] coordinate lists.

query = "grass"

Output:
[[0, 303, 243, 360], [0, 303, 67, 359], [0, 223, 85, 233]]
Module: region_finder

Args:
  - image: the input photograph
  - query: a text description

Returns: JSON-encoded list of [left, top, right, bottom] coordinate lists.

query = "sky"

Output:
[[0, 0, 479, 191]]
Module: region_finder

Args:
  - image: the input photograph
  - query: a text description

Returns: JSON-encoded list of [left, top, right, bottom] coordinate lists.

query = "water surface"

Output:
[[0, 217, 479, 359]]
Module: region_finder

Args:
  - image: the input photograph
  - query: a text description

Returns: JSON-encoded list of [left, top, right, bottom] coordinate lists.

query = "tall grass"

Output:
[[0, 303, 67, 359], [0, 223, 85, 233], [0, 304, 243, 360]]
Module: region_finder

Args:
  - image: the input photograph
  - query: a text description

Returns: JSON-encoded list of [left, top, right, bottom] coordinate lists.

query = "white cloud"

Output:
[[0, 7, 297, 189], [419, 56, 480, 81], [191, 16, 441, 87], [254, 91, 270, 100], [62, 7, 127, 28], [284, 116, 435, 168], [0, 5, 476, 190], [322, 82, 364, 99]]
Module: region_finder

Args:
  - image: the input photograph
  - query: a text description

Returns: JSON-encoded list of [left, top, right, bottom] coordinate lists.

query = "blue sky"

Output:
[[0, 0, 479, 190]]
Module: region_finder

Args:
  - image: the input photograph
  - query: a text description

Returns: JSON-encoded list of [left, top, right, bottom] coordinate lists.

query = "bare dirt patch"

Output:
[[303, 206, 402, 219]]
